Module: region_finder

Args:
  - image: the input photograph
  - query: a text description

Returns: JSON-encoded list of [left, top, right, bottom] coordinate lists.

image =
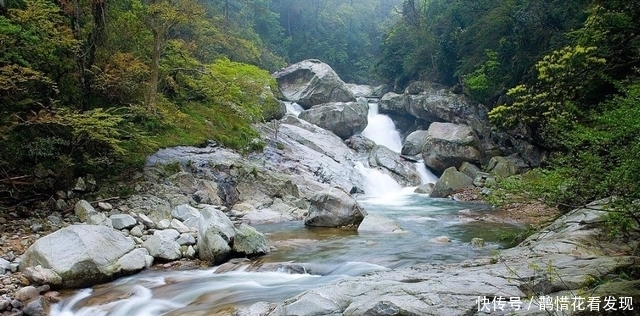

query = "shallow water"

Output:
[[51, 190, 523, 316]]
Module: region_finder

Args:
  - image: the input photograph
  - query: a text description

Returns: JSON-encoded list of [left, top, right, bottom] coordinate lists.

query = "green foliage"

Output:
[[462, 50, 501, 104], [377, 0, 588, 90], [489, 45, 606, 133]]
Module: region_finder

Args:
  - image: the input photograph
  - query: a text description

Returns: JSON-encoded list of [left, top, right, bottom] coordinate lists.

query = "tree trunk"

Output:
[[147, 29, 162, 112]]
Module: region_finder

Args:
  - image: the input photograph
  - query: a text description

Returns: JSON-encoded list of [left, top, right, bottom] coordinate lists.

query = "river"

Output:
[[51, 101, 523, 316]]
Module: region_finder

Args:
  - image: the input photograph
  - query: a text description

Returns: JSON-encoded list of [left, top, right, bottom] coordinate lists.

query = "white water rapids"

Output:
[[51, 100, 521, 316]]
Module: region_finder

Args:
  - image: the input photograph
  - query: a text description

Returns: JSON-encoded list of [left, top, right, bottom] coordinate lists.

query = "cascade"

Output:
[[358, 101, 438, 192], [361, 103, 403, 153], [284, 101, 304, 116]]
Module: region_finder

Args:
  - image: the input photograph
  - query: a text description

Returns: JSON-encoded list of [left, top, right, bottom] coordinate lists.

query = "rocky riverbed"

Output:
[[1, 60, 638, 315]]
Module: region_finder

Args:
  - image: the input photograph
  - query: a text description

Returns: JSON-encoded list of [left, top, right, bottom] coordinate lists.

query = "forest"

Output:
[[1, 0, 640, 225]]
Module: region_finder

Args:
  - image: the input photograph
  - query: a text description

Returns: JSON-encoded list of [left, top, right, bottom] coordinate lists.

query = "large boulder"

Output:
[[298, 99, 368, 139], [401, 130, 429, 156], [357, 214, 404, 233], [429, 167, 474, 198], [405, 83, 472, 123], [20, 225, 146, 288], [421, 122, 482, 173], [305, 187, 367, 228], [273, 59, 356, 109], [197, 206, 236, 263], [378, 92, 407, 116], [232, 224, 270, 256], [368, 145, 422, 187]]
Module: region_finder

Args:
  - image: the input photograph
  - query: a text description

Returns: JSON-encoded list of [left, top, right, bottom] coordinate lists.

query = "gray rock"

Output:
[[473, 172, 497, 188], [171, 204, 201, 223], [110, 214, 137, 230], [154, 228, 180, 240], [116, 248, 149, 272], [368, 145, 422, 187], [137, 213, 156, 229], [23, 266, 62, 286], [486, 156, 520, 177], [130, 226, 143, 237], [157, 219, 171, 230], [73, 177, 87, 192], [20, 225, 139, 287], [357, 214, 404, 233], [97, 202, 113, 211], [305, 187, 367, 228], [414, 183, 434, 195], [197, 206, 236, 263], [273, 59, 356, 109], [401, 130, 429, 156], [22, 296, 49, 316], [176, 233, 196, 246], [169, 219, 192, 233], [459, 162, 482, 180], [184, 246, 196, 259], [86, 212, 112, 228], [232, 224, 270, 256], [142, 232, 181, 261], [345, 134, 377, 154], [14, 285, 39, 303], [421, 123, 482, 173], [298, 99, 368, 140], [74, 200, 97, 222], [0, 258, 9, 274], [429, 167, 474, 198], [378, 92, 407, 116]]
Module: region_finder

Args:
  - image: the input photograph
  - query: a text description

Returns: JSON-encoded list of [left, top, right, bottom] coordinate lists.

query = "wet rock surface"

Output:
[[270, 204, 640, 315]]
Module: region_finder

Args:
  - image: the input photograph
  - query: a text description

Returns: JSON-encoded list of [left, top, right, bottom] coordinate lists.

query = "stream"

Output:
[[51, 101, 524, 316]]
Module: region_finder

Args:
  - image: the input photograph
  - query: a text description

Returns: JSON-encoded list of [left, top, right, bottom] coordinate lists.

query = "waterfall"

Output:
[[354, 162, 402, 196], [284, 102, 304, 116], [361, 103, 402, 153], [357, 101, 438, 193], [415, 161, 438, 184]]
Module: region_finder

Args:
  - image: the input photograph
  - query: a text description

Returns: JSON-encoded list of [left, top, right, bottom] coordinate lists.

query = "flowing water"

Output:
[[51, 101, 523, 315]]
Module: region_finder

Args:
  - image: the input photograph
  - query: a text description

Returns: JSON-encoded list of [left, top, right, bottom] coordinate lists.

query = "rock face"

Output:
[[273, 59, 356, 109], [368, 145, 421, 187], [304, 187, 367, 228], [429, 167, 474, 198], [421, 122, 481, 173], [298, 99, 368, 139], [271, 203, 638, 315], [20, 225, 146, 288]]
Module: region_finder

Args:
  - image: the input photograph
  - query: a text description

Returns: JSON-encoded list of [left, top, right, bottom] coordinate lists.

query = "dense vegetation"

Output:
[[378, 0, 640, 231], [0, 0, 402, 204], [2, 0, 639, 231]]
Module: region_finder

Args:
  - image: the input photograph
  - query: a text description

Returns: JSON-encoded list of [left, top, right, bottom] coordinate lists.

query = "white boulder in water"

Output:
[[305, 187, 367, 228]]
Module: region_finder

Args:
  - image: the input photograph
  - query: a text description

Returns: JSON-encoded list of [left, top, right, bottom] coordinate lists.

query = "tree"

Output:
[[143, 0, 205, 111]]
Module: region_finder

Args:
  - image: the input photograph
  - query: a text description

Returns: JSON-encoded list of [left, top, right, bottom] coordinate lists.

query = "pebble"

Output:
[[98, 202, 113, 211]]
